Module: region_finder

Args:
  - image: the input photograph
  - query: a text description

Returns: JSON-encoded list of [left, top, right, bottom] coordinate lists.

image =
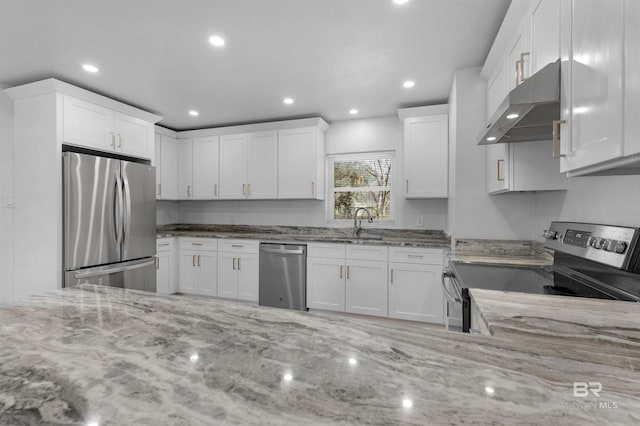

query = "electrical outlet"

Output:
[[4, 196, 14, 208], [230, 216, 237, 224], [416, 215, 424, 227]]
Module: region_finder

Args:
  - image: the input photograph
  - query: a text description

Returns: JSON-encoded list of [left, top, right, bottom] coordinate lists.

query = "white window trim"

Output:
[[326, 151, 396, 226]]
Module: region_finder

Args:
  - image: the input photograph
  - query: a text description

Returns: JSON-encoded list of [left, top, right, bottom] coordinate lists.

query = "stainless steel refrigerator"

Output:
[[63, 151, 157, 291]]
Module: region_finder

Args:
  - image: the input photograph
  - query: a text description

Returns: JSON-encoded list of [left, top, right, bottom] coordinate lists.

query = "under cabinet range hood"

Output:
[[478, 60, 561, 145]]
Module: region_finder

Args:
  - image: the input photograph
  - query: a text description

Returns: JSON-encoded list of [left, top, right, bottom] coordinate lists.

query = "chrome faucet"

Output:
[[353, 207, 373, 237]]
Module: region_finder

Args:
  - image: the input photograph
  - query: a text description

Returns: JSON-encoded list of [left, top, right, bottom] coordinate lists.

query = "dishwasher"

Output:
[[259, 243, 307, 311]]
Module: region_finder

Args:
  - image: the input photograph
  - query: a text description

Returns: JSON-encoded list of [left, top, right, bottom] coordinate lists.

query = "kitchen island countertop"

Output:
[[1, 284, 639, 425]]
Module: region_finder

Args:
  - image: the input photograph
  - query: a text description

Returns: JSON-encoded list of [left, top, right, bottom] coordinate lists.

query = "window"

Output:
[[328, 152, 393, 222]]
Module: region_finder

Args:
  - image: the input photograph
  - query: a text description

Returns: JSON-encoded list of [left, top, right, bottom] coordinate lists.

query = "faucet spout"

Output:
[[353, 207, 373, 237]]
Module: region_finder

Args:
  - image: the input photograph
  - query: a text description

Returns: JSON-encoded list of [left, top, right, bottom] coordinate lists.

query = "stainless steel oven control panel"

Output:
[[543, 222, 639, 271]]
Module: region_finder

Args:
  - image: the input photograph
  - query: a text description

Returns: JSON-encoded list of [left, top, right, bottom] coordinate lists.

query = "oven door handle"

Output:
[[441, 269, 461, 303]]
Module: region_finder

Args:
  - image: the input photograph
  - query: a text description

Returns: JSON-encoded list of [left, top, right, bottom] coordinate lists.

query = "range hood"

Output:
[[478, 60, 560, 145]]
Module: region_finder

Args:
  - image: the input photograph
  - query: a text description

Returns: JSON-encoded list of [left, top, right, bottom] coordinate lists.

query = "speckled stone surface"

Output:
[[157, 224, 451, 248], [1, 285, 639, 425], [449, 238, 554, 266]]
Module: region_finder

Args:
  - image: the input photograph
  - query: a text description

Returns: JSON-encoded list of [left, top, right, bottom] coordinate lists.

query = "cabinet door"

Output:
[[531, 0, 560, 74], [179, 251, 198, 294], [278, 128, 318, 199], [404, 115, 448, 198], [193, 136, 220, 199], [506, 16, 531, 90], [625, 0, 640, 156], [560, 0, 624, 172], [247, 131, 278, 199], [197, 252, 218, 297], [219, 134, 248, 199], [388, 263, 443, 324], [62, 96, 114, 151], [306, 258, 345, 312], [217, 252, 238, 299], [486, 144, 509, 194], [114, 113, 153, 159], [160, 135, 178, 199], [237, 254, 259, 302], [154, 134, 162, 197], [156, 254, 170, 294], [486, 60, 507, 121], [345, 260, 388, 317], [176, 139, 193, 199]]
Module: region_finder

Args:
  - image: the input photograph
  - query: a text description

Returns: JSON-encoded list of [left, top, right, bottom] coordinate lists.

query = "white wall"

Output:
[[0, 89, 15, 302], [162, 115, 448, 230], [447, 67, 538, 242]]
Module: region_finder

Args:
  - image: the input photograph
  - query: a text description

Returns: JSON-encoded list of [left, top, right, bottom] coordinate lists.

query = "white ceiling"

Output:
[[0, 0, 510, 130]]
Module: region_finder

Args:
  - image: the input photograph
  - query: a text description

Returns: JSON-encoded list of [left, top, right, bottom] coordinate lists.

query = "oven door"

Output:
[[442, 267, 465, 331]]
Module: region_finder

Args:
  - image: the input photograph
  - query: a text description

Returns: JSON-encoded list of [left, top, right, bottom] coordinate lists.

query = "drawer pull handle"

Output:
[[197, 255, 201, 267], [231, 244, 243, 248], [238, 257, 241, 270], [346, 265, 350, 279], [339, 265, 343, 279], [192, 255, 196, 267], [390, 269, 394, 283], [158, 243, 170, 247], [191, 243, 203, 246], [407, 254, 424, 258], [233, 257, 237, 270]]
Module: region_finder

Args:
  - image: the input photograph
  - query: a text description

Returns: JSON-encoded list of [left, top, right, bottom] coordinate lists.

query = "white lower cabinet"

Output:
[[388, 263, 444, 323], [345, 260, 388, 318], [307, 257, 346, 311], [178, 238, 218, 296], [156, 238, 177, 294], [217, 240, 259, 302]]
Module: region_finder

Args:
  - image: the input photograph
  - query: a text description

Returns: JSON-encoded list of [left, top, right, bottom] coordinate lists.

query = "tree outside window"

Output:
[[331, 153, 392, 221]]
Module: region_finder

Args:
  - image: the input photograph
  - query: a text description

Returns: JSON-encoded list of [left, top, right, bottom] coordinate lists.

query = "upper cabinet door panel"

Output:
[[404, 114, 448, 198], [114, 113, 153, 159], [176, 139, 193, 199], [561, 0, 624, 172], [247, 131, 278, 199], [62, 96, 114, 151], [486, 60, 507, 121], [219, 133, 248, 199], [506, 16, 531, 90], [625, 0, 640, 156], [278, 127, 318, 199], [159, 135, 178, 199], [531, 0, 560, 74], [193, 136, 220, 199]]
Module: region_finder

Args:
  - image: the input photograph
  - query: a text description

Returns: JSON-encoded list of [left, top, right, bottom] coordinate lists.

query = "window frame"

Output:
[[326, 151, 396, 226]]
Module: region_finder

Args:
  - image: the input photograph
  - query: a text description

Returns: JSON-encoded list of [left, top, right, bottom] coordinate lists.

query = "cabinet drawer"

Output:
[[346, 245, 388, 261], [179, 237, 218, 251], [308, 243, 346, 259], [156, 237, 174, 252], [218, 239, 259, 254], [388, 247, 442, 265]]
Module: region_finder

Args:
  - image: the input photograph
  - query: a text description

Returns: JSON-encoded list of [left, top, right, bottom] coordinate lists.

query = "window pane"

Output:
[[334, 191, 391, 220], [334, 159, 391, 188]]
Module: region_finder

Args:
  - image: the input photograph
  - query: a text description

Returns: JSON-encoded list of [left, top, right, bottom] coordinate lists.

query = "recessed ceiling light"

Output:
[[485, 386, 495, 395], [348, 357, 358, 365], [283, 97, 294, 105], [209, 35, 225, 47], [349, 109, 359, 115], [506, 113, 519, 119], [486, 136, 497, 141], [283, 373, 293, 381], [403, 80, 415, 88], [82, 64, 99, 73], [402, 398, 413, 408], [394, 0, 410, 4], [188, 110, 199, 116]]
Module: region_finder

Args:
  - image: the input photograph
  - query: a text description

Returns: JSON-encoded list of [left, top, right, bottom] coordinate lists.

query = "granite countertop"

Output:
[[448, 238, 554, 266], [157, 224, 451, 249], [1, 285, 639, 425]]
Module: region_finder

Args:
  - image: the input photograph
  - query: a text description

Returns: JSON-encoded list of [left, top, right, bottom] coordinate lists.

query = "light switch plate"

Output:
[[4, 196, 14, 208], [416, 215, 424, 227]]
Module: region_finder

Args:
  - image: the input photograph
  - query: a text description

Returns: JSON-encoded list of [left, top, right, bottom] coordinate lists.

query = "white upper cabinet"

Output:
[[559, 0, 625, 174], [192, 136, 220, 199], [155, 132, 178, 200], [624, 0, 640, 156], [486, 60, 508, 122], [505, 15, 531, 90], [247, 131, 278, 199], [62, 95, 154, 159], [486, 144, 509, 194], [398, 105, 449, 198], [220, 131, 277, 200], [530, 0, 560, 74], [219, 133, 249, 199], [177, 139, 194, 199], [278, 126, 325, 200]]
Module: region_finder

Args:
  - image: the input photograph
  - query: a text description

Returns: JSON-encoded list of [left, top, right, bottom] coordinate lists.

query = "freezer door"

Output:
[[64, 152, 121, 269], [65, 258, 157, 292], [121, 160, 156, 261]]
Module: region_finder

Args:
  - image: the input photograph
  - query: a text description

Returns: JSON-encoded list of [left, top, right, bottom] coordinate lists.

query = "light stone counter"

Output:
[[1, 285, 639, 425], [449, 238, 554, 266]]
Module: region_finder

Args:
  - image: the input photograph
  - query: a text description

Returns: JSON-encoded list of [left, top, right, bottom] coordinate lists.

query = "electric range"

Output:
[[443, 222, 640, 332]]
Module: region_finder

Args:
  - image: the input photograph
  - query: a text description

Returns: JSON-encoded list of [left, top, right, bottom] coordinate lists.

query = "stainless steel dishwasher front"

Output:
[[259, 243, 307, 311]]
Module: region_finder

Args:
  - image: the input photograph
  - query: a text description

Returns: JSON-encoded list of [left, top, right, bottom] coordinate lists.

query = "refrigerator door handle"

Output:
[[114, 172, 124, 247], [73, 259, 156, 279], [122, 169, 132, 250]]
